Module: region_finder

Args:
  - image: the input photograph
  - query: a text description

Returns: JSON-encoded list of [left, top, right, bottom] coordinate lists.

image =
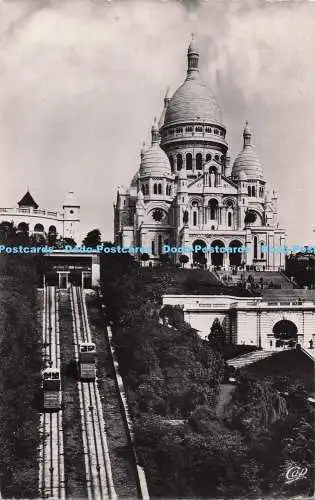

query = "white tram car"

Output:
[[79, 342, 96, 381], [42, 368, 62, 410]]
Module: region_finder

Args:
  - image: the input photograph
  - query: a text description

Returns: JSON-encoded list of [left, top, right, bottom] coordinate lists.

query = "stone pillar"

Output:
[[162, 178, 167, 195], [223, 252, 229, 270], [203, 205, 207, 225]]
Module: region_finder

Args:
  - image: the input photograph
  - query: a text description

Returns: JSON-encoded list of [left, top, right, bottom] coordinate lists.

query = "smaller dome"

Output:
[[238, 170, 248, 181], [232, 122, 263, 180], [140, 118, 171, 177]]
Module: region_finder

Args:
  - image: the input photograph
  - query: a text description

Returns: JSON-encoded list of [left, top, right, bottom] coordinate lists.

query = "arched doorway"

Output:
[[272, 319, 298, 348], [211, 240, 225, 267], [229, 240, 243, 267], [17, 222, 29, 233], [192, 239, 207, 266], [34, 223, 44, 233]]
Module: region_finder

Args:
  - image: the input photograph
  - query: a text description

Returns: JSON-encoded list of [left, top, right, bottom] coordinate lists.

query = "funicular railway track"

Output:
[[39, 286, 65, 499], [70, 285, 117, 500]]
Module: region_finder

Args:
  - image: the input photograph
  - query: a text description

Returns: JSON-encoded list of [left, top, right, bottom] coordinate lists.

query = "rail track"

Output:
[[39, 286, 65, 499], [70, 285, 117, 500]]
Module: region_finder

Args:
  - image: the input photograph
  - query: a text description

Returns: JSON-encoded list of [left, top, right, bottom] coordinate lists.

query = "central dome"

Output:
[[164, 78, 223, 126], [163, 37, 223, 127]]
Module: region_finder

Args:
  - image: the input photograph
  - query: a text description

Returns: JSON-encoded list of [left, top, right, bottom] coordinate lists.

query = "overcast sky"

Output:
[[0, 0, 314, 244]]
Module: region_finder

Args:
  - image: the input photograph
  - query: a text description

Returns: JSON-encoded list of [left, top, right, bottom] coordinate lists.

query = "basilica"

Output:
[[114, 38, 286, 270]]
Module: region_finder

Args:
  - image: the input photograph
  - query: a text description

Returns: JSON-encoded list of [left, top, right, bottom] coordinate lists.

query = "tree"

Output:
[[179, 254, 189, 268], [82, 229, 101, 248], [61, 237, 77, 247], [208, 317, 225, 350]]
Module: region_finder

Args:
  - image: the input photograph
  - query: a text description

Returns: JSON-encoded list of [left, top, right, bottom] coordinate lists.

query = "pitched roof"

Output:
[[18, 191, 39, 209]]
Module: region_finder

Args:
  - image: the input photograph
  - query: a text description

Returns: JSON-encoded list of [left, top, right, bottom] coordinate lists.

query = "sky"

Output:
[[0, 0, 314, 244]]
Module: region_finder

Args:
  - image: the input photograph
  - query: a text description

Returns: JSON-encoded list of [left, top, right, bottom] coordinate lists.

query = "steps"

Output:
[[226, 350, 276, 369], [217, 270, 294, 290]]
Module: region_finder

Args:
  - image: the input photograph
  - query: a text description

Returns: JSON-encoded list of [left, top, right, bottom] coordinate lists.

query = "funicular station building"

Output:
[[43, 251, 100, 289]]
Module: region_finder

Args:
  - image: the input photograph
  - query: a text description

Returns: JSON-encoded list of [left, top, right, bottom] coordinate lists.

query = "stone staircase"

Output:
[[226, 349, 276, 369], [216, 270, 294, 290]]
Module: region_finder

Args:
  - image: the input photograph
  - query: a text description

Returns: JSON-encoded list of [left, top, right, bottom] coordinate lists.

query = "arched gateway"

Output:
[[192, 239, 207, 265], [272, 319, 298, 348]]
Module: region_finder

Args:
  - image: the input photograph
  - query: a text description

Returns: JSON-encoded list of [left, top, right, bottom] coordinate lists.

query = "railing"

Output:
[[0, 207, 62, 218]]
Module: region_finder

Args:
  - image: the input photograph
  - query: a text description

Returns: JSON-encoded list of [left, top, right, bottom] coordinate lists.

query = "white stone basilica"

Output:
[[114, 38, 286, 270]]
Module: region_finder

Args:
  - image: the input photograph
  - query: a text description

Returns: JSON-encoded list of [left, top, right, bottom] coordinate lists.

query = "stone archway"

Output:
[[192, 239, 207, 266], [272, 319, 298, 348], [229, 240, 243, 267], [210, 239, 225, 267]]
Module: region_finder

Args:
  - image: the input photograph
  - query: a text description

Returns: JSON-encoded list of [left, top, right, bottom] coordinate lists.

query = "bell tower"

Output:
[[62, 191, 80, 243]]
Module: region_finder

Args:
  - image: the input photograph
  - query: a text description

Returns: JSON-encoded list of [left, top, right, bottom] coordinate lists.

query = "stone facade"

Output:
[[163, 294, 315, 350], [114, 38, 286, 270]]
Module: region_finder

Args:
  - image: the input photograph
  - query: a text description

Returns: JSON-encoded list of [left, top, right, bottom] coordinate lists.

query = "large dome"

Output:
[[163, 37, 223, 127], [232, 123, 264, 180], [164, 78, 223, 126]]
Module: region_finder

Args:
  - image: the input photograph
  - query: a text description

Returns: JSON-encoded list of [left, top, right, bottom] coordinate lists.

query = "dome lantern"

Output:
[[243, 120, 252, 147], [187, 33, 199, 79], [151, 117, 159, 144]]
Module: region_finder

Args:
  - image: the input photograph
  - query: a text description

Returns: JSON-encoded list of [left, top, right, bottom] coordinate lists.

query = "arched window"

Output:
[[209, 167, 217, 187], [205, 127, 212, 133], [158, 235, 163, 254], [141, 185, 145, 195], [34, 223, 44, 232], [158, 184, 162, 195], [209, 199, 218, 220], [252, 186, 256, 197], [185, 126, 193, 132], [186, 153, 193, 170], [169, 156, 174, 172], [228, 212, 232, 227], [177, 153, 183, 171], [153, 183, 157, 194], [152, 240, 155, 255], [17, 222, 29, 233], [195, 126, 203, 133], [48, 225, 57, 234], [248, 186, 251, 196], [196, 153, 202, 170], [260, 242, 265, 259], [254, 236, 258, 259], [192, 201, 199, 226], [145, 184, 149, 195], [206, 153, 212, 162], [214, 154, 219, 161]]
